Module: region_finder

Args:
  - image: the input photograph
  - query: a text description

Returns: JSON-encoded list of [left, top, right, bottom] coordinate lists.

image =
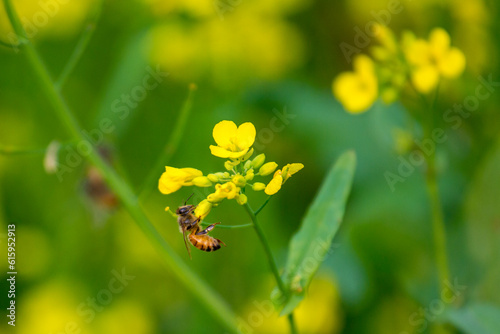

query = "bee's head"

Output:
[[176, 205, 194, 216]]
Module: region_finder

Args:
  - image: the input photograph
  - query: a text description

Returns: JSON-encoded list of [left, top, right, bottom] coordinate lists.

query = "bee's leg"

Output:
[[196, 222, 220, 235], [189, 216, 202, 229]]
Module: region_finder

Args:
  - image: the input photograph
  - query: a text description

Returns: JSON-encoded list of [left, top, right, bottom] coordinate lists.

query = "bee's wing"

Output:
[[182, 230, 192, 260]]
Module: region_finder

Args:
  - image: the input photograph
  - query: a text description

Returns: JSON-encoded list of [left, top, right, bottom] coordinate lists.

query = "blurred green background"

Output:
[[1, 0, 500, 333]]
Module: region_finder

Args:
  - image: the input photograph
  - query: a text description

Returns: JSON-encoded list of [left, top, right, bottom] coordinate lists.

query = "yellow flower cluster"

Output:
[[146, 0, 307, 88], [333, 25, 466, 114], [158, 121, 303, 219]]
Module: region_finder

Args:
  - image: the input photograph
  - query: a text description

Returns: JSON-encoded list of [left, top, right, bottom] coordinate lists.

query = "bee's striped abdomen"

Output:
[[189, 234, 223, 252]]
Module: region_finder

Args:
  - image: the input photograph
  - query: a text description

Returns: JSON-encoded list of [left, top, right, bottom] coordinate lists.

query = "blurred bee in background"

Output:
[[176, 196, 226, 259]]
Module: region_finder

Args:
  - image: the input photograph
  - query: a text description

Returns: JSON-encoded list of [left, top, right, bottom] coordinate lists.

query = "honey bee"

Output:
[[176, 200, 226, 258]]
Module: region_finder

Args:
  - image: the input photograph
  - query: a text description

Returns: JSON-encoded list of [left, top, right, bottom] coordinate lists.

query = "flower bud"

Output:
[[207, 173, 220, 182], [242, 148, 254, 161], [252, 182, 266, 191], [232, 174, 246, 187], [236, 194, 248, 205], [207, 192, 225, 203], [243, 159, 252, 170], [192, 176, 212, 187], [224, 160, 236, 171], [259, 162, 278, 176], [251, 153, 266, 169], [245, 170, 255, 181]]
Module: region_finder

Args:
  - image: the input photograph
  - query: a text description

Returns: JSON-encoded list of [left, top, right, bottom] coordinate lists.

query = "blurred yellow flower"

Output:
[[244, 275, 342, 334], [94, 300, 154, 334], [0, 0, 96, 41], [210, 121, 256, 159], [20, 280, 86, 334], [147, 0, 306, 88], [333, 55, 378, 114], [158, 167, 202, 194], [404, 28, 466, 93]]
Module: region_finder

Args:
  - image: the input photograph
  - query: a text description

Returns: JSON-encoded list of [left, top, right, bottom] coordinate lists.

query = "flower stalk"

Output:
[[243, 201, 298, 334]]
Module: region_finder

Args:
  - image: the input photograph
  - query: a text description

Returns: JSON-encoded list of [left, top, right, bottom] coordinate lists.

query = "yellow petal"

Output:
[[158, 173, 182, 194], [405, 39, 431, 66], [429, 27, 450, 59], [411, 65, 439, 94], [235, 122, 256, 150], [212, 120, 237, 149], [286, 163, 304, 176], [210, 145, 233, 158], [265, 175, 283, 195], [354, 54, 375, 79], [181, 168, 203, 178], [438, 47, 466, 78], [333, 55, 378, 114], [226, 149, 249, 159]]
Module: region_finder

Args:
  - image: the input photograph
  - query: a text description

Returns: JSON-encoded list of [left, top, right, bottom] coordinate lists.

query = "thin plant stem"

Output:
[[139, 84, 197, 197], [254, 195, 272, 216], [416, 86, 452, 334], [3, 1, 238, 332], [201, 222, 253, 229], [0, 39, 18, 49], [243, 202, 298, 334], [55, 0, 103, 90]]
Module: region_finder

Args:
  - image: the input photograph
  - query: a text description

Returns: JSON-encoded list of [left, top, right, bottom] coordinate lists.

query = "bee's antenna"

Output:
[[184, 193, 195, 205]]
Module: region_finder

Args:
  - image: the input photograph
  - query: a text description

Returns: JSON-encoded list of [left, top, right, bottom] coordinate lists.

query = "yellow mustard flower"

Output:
[[158, 167, 202, 194], [159, 120, 303, 221], [403, 28, 466, 93], [209, 121, 256, 159], [332, 55, 378, 114]]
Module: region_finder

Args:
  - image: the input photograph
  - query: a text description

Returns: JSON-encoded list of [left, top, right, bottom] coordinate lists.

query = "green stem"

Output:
[[3, 1, 238, 332], [201, 222, 253, 229], [139, 84, 197, 197], [55, 0, 102, 90], [243, 202, 298, 334], [254, 196, 272, 216], [0, 39, 18, 49], [418, 86, 452, 334]]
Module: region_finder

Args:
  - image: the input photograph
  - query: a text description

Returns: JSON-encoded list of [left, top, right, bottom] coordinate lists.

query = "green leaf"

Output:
[[278, 150, 356, 316], [445, 303, 500, 334]]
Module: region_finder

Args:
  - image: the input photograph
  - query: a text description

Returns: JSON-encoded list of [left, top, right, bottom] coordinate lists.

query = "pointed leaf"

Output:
[[278, 150, 356, 315]]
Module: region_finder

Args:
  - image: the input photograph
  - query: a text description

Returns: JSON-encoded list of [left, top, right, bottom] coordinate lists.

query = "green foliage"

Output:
[[277, 150, 356, 316], [445, 303, 500, 334]]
